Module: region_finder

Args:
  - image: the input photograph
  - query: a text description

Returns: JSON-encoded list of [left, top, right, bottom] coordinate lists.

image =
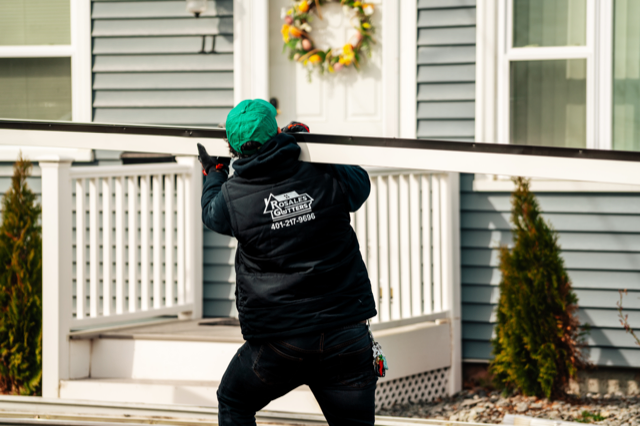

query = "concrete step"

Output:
[[71, 318, 453, 384], [69, 320, 245, 382], [59, 378, 323, 414]]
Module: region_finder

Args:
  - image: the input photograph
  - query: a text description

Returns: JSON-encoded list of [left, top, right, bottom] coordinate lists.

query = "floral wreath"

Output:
[[281, 0, 376, 77]]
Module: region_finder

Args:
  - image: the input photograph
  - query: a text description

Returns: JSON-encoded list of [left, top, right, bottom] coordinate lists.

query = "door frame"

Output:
[[234, 0, 407, 138]]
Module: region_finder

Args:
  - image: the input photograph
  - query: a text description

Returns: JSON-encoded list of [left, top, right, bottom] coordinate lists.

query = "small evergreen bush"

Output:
[[489, 177, 587, 399], [0, 155, 42, 395]]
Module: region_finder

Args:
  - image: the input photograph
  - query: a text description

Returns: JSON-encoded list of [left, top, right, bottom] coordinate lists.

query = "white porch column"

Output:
[[176, 156, 203, 319], [40, 157, 73, 398], [441, 172, 462, 395], [233, 0, 269, 103]]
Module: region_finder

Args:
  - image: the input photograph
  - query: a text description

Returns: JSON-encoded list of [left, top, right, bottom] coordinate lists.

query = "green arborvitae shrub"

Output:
[[0, 155, 42, 395], [489, 177, 587, 399]]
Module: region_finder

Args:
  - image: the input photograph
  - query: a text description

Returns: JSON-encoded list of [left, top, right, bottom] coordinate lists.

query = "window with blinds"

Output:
[[0, 0, 70, 46], [0, 58, 72, 120], [513, 0, 586, 48], [505, 0, 588, 148], [0, 0, 72, 121], [613, 0, 640, 151]]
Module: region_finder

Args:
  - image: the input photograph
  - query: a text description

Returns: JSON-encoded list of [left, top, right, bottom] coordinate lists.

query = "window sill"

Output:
[[473, 174, 640, 193]]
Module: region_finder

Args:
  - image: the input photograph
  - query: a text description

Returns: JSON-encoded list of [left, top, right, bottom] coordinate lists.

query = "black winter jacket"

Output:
[[201, 133, 377, 340]]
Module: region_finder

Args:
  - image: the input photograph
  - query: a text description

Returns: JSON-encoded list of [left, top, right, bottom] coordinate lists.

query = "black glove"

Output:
[[197, 143, 230, 176], [281, 121, 310, 133]]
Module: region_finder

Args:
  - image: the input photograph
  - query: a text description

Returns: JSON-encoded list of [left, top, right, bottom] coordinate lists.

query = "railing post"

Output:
[[176, 156, 203, 319], [441, 172, 462, 395], [39, 157, 73, 398]]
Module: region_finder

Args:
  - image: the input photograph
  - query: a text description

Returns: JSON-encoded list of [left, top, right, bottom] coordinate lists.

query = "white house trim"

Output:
[[0, 46, 75, 57], [398, 0, 417, 139], [475, 0, 497, 144], [0, 146, 93, 163], [382, 0, 400, 138], [474, 174, 640, 193], [233, 0, 270, 104], [70, 0, 93, 123], [596, 0, 613, 151]]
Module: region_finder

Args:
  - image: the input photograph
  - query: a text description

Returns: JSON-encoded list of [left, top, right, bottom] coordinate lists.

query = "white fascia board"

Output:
[[473, 174, 640, 192], [0, 45, 74, 58], [2, 127, 640, 186], [0, 146, 93, 163]]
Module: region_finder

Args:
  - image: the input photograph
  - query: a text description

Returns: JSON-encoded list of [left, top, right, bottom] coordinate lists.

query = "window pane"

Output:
[[513, 0, 586, 47], [0, 0, 70, 46], [510, 60, 586, 148], [0, 58, 72, 121], [613, 0, 640, 151]]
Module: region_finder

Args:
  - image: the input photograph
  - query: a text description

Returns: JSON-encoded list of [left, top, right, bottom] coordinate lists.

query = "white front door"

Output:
[[268, 1, 389, 137]]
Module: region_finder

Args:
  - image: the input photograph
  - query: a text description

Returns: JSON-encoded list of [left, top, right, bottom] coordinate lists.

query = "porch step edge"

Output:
[[59, 379, 322, 415]]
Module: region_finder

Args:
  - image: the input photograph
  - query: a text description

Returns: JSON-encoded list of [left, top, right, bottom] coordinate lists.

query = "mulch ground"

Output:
[[376, 389, 640, 425]]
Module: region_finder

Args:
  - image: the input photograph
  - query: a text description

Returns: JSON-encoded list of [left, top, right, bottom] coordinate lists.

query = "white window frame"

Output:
[[475, 0, 626, 191], [479, 0, 614, 150], [0, 0, 92, 161]]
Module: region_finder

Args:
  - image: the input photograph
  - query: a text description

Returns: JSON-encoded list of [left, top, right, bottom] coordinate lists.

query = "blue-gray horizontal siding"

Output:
[[91, 0, 236, 317], [91, 0, 233, 127], [203, 231, 237, 318], [416, 1, 475, 141], [461, 174, 640, 367]]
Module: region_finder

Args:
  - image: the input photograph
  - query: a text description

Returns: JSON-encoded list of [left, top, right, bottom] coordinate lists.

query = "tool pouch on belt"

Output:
[[368, 321, 388, 378]]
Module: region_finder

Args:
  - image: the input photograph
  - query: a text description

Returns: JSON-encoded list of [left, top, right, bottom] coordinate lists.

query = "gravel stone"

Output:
[[376, 389, 640, 425]]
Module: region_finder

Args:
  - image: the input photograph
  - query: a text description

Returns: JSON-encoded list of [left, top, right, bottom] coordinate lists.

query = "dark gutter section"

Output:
[[2, 119, 640, 163]]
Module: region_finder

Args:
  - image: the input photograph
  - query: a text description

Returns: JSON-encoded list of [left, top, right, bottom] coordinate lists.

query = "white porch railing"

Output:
[[351, 169, 461, 386], [352, 168, 461, 393], [41, 156, 203, 397], [70, 161, 201, 327]]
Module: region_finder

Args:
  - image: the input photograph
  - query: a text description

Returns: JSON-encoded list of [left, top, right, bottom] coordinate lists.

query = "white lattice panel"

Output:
[[375, 367, 450, 410]]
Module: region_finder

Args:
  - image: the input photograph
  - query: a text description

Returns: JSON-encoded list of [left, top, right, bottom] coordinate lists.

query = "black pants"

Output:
[[216, 323, 377, 426]]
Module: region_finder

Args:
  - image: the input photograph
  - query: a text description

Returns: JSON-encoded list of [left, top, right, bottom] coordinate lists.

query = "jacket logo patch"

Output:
[[264, 191, 314, 222]]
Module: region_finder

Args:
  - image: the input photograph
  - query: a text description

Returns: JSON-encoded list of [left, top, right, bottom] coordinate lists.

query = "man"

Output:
[[198, 99, 378, 426]]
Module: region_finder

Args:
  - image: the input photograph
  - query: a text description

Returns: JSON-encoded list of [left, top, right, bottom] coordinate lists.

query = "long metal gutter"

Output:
[[1, 119, 639, 185], [0, 396, 491, 426]]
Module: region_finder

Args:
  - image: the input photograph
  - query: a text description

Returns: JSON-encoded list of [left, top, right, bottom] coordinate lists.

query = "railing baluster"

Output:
[[377, 176, 390, 322], [409, 174, 422, 316], [115, 176, 125, 314], [140, 175, 151, 310], [75, 178, 85, 319], [366, 177, 379, 323], [422, 174, 433, 314], [183, 171, 193, 308], [153, 175, 162, 309], [165, 174, 174, 307], [399, 174, 412, 319], [127, 176, 138, 312], [67, 163, 197, 327], [440, 173, 452, 313], [355, 204, 367, 269], [176, 174, 186, 305], [432, 174, 442, 313], [388, 175, 401, 320], [89, 178, 99, 317], [102, 177, 112, 316]]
